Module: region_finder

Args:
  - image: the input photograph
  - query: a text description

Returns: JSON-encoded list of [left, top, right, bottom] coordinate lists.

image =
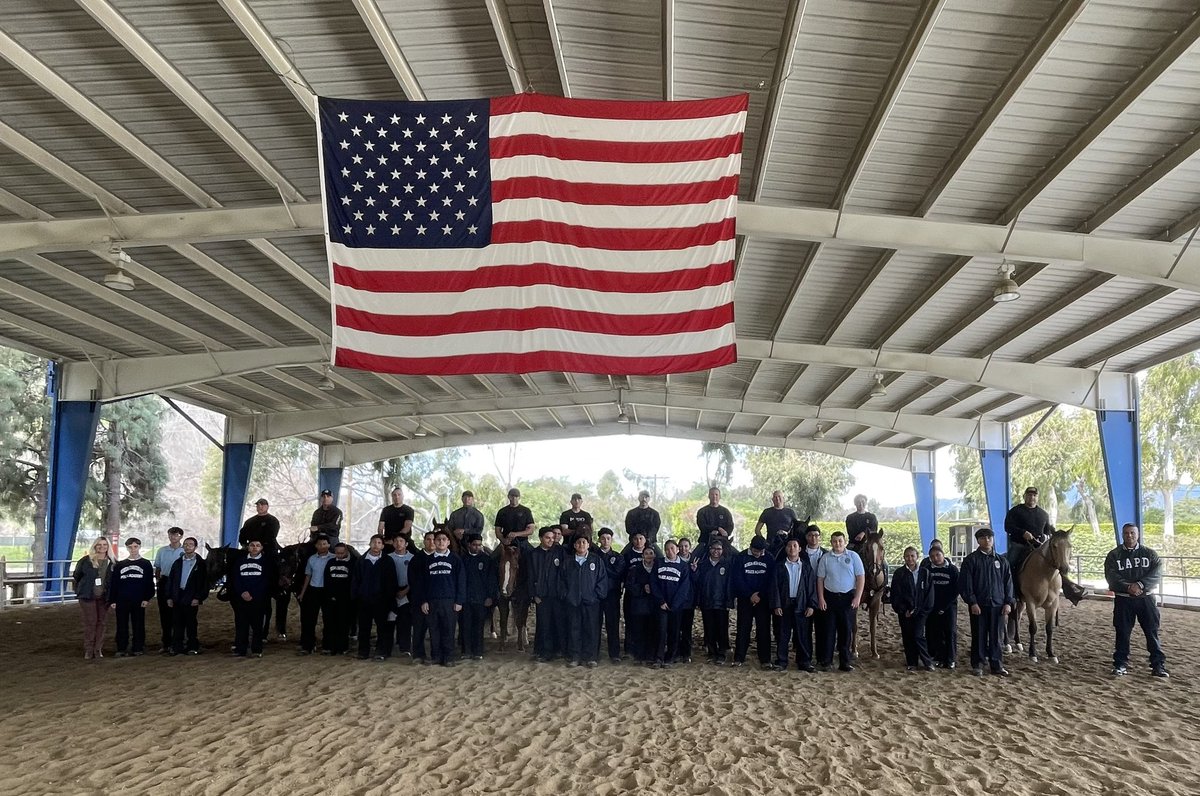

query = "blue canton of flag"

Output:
[[319, 97, 492, 249]]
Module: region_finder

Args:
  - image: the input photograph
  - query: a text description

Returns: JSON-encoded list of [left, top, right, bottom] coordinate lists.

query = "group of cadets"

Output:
[[83, 485, 1171, 680]]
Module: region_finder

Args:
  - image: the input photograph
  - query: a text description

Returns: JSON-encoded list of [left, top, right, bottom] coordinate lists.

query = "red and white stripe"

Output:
[[330, 92, 747, 376]]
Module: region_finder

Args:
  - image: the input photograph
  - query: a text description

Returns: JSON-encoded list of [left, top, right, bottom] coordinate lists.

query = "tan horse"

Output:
[[496, 540, 529, 651], [1005, 528, 1081, 664], [854, 531, 887, 660]]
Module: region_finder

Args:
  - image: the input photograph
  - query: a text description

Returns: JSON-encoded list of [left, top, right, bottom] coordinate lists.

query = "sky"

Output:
[[457, 432, 960, 510]]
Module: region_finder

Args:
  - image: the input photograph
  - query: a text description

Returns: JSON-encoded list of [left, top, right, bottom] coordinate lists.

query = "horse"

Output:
[[854, 530, 887, 660], [495, 538, 529, 651], [1005, 528, 1082, 664]]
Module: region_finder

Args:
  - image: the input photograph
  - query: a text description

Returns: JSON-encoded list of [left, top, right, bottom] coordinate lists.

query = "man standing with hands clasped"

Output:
[[1105, 523, 1169, 678], [959, 527, 1014, 677]]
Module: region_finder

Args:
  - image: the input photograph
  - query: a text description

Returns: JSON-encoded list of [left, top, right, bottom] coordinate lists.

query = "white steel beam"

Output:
[[542, 0, 571, 97], [661, 0, 674, 101], [217, 0, 318, 115], [76, 0, 306, 202], [485, 0, 528, 92], [747, 0, 807, 202], [352, 0, 426, 100]]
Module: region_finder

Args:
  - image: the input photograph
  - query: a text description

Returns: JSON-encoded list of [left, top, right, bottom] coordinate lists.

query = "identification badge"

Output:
[[589, 562, 596, 571], [94, 577, 103, 587], [478, 562, 484, 571], [719, 567, 726, 576], [994, 560, 1001, 569]]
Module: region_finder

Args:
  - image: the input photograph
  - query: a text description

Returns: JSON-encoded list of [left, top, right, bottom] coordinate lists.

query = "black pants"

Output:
[[553, 599, 570, 657], [776, 603, 813, 668], [233, 598, 267, 654], [677, 607, 695, 660], [567, 602, 601, 663], [115, 601, 146, 653], [1114, 596, 1166, 668], [156, 579, 173, 650], [969, 605, 1005, 670], [534, 598, 558, 659], [809, 607, 828, 664], [427, 599, 457, 665], [656, 609, 682, 663], [926, 606, 958, 665], [898, 612, 931, 667], [701, 608, 730, 658], [463, 602, 488, 657], [263, 591, 290, 637], [622, 594, 635, 655], [822, 591, 854, 667], [412, 600, 430, 660], [626, 611, 653, 661], [393, 603, 413, 654], [171, 601, 200, 653], [358, 600, 392, 658], [299, 588, 328, 653], [734, 597, 771, 664], [600, 589, 622, 660]]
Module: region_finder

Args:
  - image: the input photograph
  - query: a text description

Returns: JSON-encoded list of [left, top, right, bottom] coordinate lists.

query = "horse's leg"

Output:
[[869, 599, 880, 659], [1026, 600, 1038, 663], [498, 597, 510, 650], [1045, 604, 1057, 663]]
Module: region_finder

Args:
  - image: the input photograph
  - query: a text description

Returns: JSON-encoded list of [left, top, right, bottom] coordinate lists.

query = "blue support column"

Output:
[[980, 449, 1012, 555], [912, 471, 937, 553], [1097, 409, 1142, 546], [318, 467, 344, 505], [220, 443, 256, 547], [44, 397, 102, 596]]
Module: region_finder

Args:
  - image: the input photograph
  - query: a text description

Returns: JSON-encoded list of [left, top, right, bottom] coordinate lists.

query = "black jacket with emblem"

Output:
[[561, 551, 609, 606], [1104, 544, 1163, 596], [463, 550, 499, 605], [958, 549, 1014, 608], [692, 555, 733, 610], [527, 544, 567, 600]]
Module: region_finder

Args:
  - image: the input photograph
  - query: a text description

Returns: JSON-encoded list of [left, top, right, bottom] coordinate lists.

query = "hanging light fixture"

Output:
[[414, 419, 428, 437], [616, 388, 630, 423], [317, 365, 336, 391], [813, 424, 825, 441], [103, 244, 135, 292], [992, 262, 1020, 303], [869, 372, 887, 398]]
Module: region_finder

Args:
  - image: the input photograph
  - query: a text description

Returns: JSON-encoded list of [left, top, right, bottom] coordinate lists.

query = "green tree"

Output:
[[700, 442, 736, 487], [1141, 353, 1200, 537], [0, 350, 52, 562], [741, 447, 853, 522], [88, 397, 171, 538]]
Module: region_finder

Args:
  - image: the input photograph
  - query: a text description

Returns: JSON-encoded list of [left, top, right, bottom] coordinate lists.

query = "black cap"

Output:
[[125, 537, 141, 546], [598, 527, 613, 538], [570, 492, 582, 501], [254, 498, 269, 505], [508, 487, 520, 497], [320, 489, 332, 497], [975, 527, 994, 539], [749, 537, 766, 551], [638, 489, 650, 499], [1024, 486, 1038, 495], [461, 490, 473, 499], [464, 533, 483, 544]]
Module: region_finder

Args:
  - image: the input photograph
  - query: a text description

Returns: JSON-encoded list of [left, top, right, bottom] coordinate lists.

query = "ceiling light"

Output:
[[414, 421, 427, 437], [992, 262, 1020, 303], [103, 267, 135, 291], [616, 408, 630, 424], [317, 366, 336, 391], [813, 424, 825, 441], [869, 372, 887, 398]]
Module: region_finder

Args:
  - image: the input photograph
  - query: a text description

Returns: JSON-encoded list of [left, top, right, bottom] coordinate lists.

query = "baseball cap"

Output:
[[254, 498, 269, 505]]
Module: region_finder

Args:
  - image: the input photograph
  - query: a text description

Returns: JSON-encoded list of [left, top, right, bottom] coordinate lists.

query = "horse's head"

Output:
[[498, 539, 521, 597], [862, 530, 886, 590], [1044, 526, 1074, 572], [205, 545, 231, 582]]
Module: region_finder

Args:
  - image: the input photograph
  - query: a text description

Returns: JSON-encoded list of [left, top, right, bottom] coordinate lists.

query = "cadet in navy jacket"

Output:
[[693, 538, 734, 663], [730, 537, 773, 667], [229, 540, 275, 657], [354, 536, 397, 660], [109, 538, 156, 656], [625, 546, 658, 663], [526, 527, 567, 662], [408, 531, 435, 662], [959, 527, 1014, 675], [596, 528, 626, 663], [890, 546, 934, 670], [323, 544, 356, 655], [421, 530, 466, 667], [650, 540, 692, 667], [771, 539, 819, 671], [561, 536, 610, 666], [462, 535, 499, 659], [924, 546, 959, 668], [166, 538, 208, 655]]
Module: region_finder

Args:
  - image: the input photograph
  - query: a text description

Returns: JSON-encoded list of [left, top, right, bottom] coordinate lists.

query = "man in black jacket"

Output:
[[229, 540, 275, 658], [596, 528, 626, 664], [1004, 486, 1050, 596], [771, 539, 817, 672], [1105, 523, 1169, 678], [925, 545, 959, 668], [730, 536, 773, 668], [354, 536, 396, 661], [625, 490, 662, 550], [309, 489, 343, 547], [890, 546, 934, 671], [166, 537, 208, 656], [238, 498, 280, 551], [562, 535, 609, 667], [959, 527, 1014, 677], [694, 538, 733, 664], [421, 530, 466, 667], [462, 534, 498, 660], [527, 527, 566, 662]]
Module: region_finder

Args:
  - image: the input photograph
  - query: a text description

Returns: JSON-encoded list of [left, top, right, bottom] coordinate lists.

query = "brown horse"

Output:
[[1006, 528, 1080, 663], [496, 539, 529, 651], [854, 531, 887, 660]]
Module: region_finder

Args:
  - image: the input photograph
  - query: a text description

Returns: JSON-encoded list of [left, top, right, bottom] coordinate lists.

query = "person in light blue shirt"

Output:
[[297, 536, 334, 654], [816, 531, 865, 672], [152, 526, 185, 653]]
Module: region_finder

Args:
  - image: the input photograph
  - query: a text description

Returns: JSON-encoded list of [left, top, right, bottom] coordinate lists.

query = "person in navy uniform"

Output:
[[801, 526, 829, 667], [693, 538, 734, 664], [421, 529, 466, 667], [229, 540, 275, 658], [625, 546, 658, 663], [924, 544, 959, 669], [890, 546, 934, 671], [731, 536, 773, 668], [625, 490, 662, 550], [354, 535, 397, 661], [322, 542, 355, 656], [959, 527, 1014, 677], [597, 528, 626, 664], [772, 539, 818, 672], [166, 537, 208, 656], [1105, 523, 1169, 678], [409, 531, 436, 663], [562, 535, 609, 667], [696, 487, 734, 552], [651, 540, 692, 669], [462, 534, 498, 660], [110, 537, 155, 657], [527, 526, 566, 662]]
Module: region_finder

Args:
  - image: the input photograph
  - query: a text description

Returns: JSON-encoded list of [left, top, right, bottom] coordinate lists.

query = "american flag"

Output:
[[318, 93, 747, 376]]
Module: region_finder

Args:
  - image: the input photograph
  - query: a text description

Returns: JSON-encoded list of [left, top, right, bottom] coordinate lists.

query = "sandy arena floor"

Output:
[[1, 598, 1197, 795]]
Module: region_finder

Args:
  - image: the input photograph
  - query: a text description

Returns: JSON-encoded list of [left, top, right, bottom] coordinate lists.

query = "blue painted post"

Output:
[[318, 467, 344, 505], [1097, 409, 1142, 546], [44, 397, 102, 597], [220, 443, 256, 547], [979, 449, 1012, 555], [911, 471, 937, 553]]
